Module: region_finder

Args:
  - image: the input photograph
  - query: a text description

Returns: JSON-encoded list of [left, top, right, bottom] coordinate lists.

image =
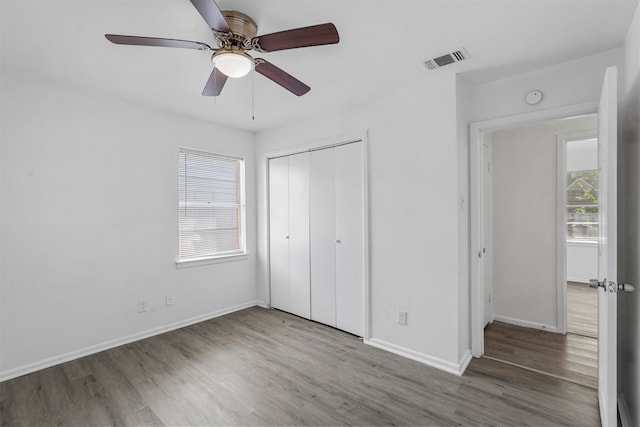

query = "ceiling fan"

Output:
[[105, 0, 339, 97]]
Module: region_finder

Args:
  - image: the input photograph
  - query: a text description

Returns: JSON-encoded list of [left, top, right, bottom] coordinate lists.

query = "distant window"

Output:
[[178, 148, 245, 261], [567, 169, 598, 242]]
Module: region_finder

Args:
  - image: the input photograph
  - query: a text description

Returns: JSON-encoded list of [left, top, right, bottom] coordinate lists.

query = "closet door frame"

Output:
[[264, 130, 370, 339]]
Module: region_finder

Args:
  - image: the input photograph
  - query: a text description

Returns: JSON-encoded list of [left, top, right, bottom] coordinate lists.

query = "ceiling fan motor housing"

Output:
[[218, 10, 258, 50]]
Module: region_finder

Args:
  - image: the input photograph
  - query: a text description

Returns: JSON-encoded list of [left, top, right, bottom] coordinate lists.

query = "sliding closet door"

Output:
[[287, 152, 311, 318], [334, 142, 364, 336], [269, 156, 290, 312], [309, 148, 336, 327]]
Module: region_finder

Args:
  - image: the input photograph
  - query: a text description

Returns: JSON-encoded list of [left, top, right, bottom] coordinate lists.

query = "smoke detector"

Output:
[[423, 48, 470, 70]]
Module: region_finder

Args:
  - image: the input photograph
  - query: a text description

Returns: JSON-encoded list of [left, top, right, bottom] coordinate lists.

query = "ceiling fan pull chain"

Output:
[[252, 67, 255, 121], [213, 65, 217, 105]]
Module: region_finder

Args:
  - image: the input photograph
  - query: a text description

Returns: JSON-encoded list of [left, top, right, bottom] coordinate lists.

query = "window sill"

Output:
[[175, 253, 250, 269], [567, 240, 598, 247]]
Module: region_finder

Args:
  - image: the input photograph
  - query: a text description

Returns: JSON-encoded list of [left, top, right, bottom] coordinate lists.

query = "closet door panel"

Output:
[[288, 152, 311, 318], [334, 142, 364, 336], [309, 148, 336, 327], [268, 156, 290, 311]]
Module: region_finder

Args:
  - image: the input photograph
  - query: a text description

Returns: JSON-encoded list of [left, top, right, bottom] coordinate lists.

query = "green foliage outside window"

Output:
[[567, 170, 598, 241]]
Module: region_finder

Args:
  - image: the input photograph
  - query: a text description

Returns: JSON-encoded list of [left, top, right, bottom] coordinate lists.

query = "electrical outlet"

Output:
[[397, 310, 408, 326], [137, 300, 148, 313], [166, 294, 175, 306]]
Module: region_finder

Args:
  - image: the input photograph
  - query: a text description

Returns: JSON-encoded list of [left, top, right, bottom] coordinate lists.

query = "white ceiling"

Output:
[[1, 0, 638, 132]]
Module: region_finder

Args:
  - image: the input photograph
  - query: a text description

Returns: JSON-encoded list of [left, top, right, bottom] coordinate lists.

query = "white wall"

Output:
[[0, 71, 258, 380], [468, 49, 623, 123], [567, 242, 598, 283], [620, 3, 640, 425], [256, 73, 470, 373], [489, 115, 596, 331]]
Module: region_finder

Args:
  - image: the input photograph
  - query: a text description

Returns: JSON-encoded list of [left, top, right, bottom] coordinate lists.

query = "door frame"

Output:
[[470, 102, 598, 357], [481, 140, 494, 327], [263, 130, 371, 340], [556, 129, 599, 335]]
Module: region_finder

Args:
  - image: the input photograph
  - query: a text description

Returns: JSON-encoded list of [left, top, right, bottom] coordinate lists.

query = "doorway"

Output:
[[474, 113, 599, 388], [471, 67, 619, 427], [565, 135, 599, 340]]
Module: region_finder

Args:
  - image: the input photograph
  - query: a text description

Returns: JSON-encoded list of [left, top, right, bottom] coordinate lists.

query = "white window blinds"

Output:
[[178, 148, 245, 260]]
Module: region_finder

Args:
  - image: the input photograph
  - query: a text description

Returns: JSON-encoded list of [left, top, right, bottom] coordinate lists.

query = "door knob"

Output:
[[336, 239, 342, 243], [285, 235, 289, 239], [590, 279, 629, 293], [618, 283, 636, 293]]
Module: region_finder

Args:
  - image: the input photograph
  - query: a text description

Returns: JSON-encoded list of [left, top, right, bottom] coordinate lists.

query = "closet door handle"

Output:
[[335, 239, 341, 243], [285, 235, 290, 239]]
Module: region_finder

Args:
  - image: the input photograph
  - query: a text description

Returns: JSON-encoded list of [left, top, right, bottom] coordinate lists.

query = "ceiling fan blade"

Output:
[[189, 0, 230, 32], [252, 23, 339, 52], [202, 68, 228, 96], [255, 59, 310, 96], [105, 34, 211, 50]]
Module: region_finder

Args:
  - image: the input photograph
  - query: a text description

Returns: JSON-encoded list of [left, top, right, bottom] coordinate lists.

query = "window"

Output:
[[178, 148, 245, 261], [567, 169, 598, 242]]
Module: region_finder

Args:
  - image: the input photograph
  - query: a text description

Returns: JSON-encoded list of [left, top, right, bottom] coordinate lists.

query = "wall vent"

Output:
[[423, 48, 470, 70]]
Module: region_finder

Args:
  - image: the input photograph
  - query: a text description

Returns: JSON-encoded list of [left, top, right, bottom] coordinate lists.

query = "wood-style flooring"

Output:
[[484, 321, 598, 389], [1, 307, 599, 426], [483, 281, 598, 389], [567, 281, 598, 338]]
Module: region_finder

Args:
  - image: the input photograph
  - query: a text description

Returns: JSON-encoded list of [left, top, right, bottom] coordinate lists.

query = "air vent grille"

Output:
[[424, 48, 470, 70]]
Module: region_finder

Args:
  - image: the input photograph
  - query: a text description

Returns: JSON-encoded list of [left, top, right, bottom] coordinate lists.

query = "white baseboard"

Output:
[[458, 349, 472, 374], [492, 314, 560, 333], [618, 396, 632, 427], [364, 338, 468, 376], [0, 300, 261, 382]]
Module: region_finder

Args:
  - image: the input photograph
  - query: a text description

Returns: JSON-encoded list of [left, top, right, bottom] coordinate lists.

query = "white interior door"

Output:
[[334, 142, 364, 336], [288, 152, 311, 319], [596, 65, 618, 427], [268, 156, 290, 311], [310, 148, 337, 327]]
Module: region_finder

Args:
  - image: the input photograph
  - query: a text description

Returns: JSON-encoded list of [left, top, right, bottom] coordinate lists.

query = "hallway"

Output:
[[483, 281, 598, 388]]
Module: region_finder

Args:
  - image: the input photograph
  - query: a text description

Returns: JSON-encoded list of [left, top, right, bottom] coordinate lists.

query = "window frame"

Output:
[[566, 168, 599, 244], [176, 147, 248, 267]]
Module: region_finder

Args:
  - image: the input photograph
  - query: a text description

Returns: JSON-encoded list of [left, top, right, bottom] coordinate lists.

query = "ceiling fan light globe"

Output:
[[212, 51, 253, 78]]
